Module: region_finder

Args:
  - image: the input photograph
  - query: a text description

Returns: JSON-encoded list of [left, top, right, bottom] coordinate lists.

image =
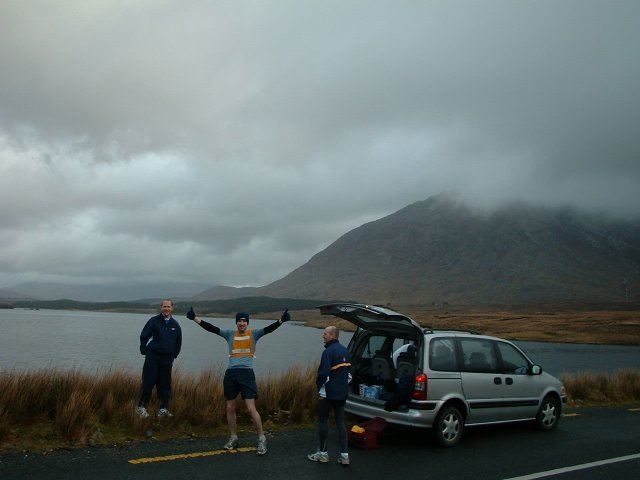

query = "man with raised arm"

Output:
[[187, 307, 290, 455]]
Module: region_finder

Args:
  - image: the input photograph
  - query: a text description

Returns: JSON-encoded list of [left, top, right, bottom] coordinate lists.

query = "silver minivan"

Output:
[[318, 303, 567, 447]]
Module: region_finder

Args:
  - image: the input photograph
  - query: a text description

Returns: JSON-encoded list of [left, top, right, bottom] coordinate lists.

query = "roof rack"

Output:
[[422, 328, 483, 335]]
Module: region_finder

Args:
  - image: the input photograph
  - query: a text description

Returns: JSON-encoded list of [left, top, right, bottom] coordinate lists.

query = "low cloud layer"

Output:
[[1, 1, 639, 290]]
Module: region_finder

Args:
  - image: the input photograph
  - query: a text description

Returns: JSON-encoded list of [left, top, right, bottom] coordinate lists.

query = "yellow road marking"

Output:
[[563, 413, 581, 417], [629, 408, 640, 412], [129, 447, 256, 464]]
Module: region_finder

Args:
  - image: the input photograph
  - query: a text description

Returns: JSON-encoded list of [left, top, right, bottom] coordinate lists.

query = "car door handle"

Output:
[[505, 377, 513, 385], [494, 377, 502, 385]]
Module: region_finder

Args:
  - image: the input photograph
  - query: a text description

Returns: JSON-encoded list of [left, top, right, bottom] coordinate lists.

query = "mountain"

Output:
[[0, 288, 29, 300], [6, 194, 639, 306], [191, 285, 259, 301], [4, 281, 211, 303], [251, 194, 640, 305]]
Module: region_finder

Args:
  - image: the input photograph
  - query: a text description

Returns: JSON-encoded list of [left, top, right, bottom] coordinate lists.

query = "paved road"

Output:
[[1, 406, 639, 480]]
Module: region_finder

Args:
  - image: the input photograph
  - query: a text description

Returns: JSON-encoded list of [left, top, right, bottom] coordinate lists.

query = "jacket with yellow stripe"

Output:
[[317, 339, 351, 401]]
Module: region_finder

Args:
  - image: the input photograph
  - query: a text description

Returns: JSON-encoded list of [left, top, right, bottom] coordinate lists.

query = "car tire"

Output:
[[535, 395, 560, 431], [433, 405, 464, 447]]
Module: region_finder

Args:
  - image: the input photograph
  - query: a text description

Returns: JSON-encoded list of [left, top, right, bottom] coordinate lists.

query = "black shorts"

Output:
[[223, 368, 258, 400]]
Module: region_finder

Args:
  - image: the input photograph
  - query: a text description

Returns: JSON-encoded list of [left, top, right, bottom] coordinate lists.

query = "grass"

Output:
[[560, 369, 640, 406], [1, 364, 639, 453], [297, 303, 640, 345], [0, 364, 318, 453]]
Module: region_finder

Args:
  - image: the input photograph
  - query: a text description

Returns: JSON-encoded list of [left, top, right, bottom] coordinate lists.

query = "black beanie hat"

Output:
[[235, 312, 250, 323]]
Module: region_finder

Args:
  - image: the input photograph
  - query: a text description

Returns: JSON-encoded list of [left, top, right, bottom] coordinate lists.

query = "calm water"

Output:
[[0, 309, 346, 376], [1, 309, 638, 377]]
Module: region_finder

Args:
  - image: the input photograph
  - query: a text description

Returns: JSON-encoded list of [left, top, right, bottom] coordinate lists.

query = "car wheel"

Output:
[[433, 405, 464, 447], [535, 395, 560, 431]]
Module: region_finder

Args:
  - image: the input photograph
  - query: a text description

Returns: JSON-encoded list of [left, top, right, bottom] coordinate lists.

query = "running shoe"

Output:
[[307, 451, 329, 463], [223, 436, 239, 450], [257, 436, 267, 455], [136, 406, 149, 418]]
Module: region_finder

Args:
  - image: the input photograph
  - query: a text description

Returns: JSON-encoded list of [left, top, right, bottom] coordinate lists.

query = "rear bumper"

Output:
[[345, 394, 439, 428]]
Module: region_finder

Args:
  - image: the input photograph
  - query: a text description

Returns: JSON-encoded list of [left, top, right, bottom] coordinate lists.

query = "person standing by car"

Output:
[[386, 341, 417, 411], [308, 325, 352, 466], [186, 307, 290, 456], [137, 299, 182, 418], [392, 341, 416, 368]]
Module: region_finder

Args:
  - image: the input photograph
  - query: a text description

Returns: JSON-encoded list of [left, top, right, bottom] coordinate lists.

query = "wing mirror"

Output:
[[531, 364, 542, 375]]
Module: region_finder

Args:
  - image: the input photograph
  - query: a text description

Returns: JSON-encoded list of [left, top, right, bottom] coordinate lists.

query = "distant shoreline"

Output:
[[4, 300, 640, 346], [297, 303, 640, 346]]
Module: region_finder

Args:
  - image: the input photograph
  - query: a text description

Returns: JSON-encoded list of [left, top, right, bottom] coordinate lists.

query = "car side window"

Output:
[[429, 338, 457, 371], [496, 341, 530, 374], [459, 338, 498, 373]]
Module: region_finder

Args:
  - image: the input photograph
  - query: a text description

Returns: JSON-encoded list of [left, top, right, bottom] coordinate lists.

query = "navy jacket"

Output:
[[140, 314, 182, 358], [317, 339, 351, 401]]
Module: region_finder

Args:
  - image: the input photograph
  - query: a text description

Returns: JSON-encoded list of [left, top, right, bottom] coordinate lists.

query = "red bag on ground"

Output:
[[348, 417, 387, 449]]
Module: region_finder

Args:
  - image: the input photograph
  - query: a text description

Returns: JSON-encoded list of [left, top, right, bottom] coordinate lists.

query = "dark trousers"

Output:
[[317, 398, 348, 454], [139, 354, 174, 409]]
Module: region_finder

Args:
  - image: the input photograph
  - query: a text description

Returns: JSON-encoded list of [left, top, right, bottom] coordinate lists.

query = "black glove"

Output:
[[186, 306, 196, 321], [280, 309, 290, 323]]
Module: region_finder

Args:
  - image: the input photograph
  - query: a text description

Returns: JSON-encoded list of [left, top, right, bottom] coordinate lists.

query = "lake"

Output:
[[1, 309, 638, 377]]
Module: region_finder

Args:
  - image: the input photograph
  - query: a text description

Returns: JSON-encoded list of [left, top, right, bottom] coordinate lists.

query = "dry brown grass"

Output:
[[561, 369, 640, 405], [0, 364, 320, 453], [294, 303, 640, 345], [1, 363, 639, 453]]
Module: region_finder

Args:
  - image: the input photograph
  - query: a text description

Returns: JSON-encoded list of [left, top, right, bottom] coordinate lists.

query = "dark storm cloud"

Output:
[[1, 1, 638, 289]]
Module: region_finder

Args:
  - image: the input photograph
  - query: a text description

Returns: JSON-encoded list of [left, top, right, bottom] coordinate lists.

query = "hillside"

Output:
[[2, 281, 211, 302], [4, 194, 639, 306], [252, 194, 640, 305], [191, 284, 259, 301]]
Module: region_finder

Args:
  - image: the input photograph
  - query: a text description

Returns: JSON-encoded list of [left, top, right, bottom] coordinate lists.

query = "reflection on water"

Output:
[[1, 309, 638, 376], [515, 340, 640, 377], [0, 308, 350, 376]]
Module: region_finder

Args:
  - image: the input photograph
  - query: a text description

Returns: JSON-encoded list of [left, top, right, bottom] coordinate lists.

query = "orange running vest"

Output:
[[230, 330, 255, 357]]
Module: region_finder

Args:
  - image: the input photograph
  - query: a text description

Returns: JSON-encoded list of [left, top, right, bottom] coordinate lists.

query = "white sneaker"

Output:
[[337, 453, 350, 466], [223, 436, 239, 450], [136, 406, 149, 418], [257, 435, 267, 455], [307, 451, 329, 463], [157, 408, 173, 418]]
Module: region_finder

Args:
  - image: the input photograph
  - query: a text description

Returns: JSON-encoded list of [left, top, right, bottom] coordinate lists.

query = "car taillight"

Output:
[[412, 373, 428, 400]]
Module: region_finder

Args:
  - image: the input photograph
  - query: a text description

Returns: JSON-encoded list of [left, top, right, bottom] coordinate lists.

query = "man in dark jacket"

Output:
[[307, 325, 352, 466], [137, 299, 182, 418]]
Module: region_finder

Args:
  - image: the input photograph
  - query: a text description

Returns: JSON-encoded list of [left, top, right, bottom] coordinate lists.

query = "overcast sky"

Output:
[[1, 1, 639, 290]]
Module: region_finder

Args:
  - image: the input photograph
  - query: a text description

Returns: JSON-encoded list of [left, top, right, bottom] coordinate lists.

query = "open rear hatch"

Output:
[[317, 303, 422, 337]]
